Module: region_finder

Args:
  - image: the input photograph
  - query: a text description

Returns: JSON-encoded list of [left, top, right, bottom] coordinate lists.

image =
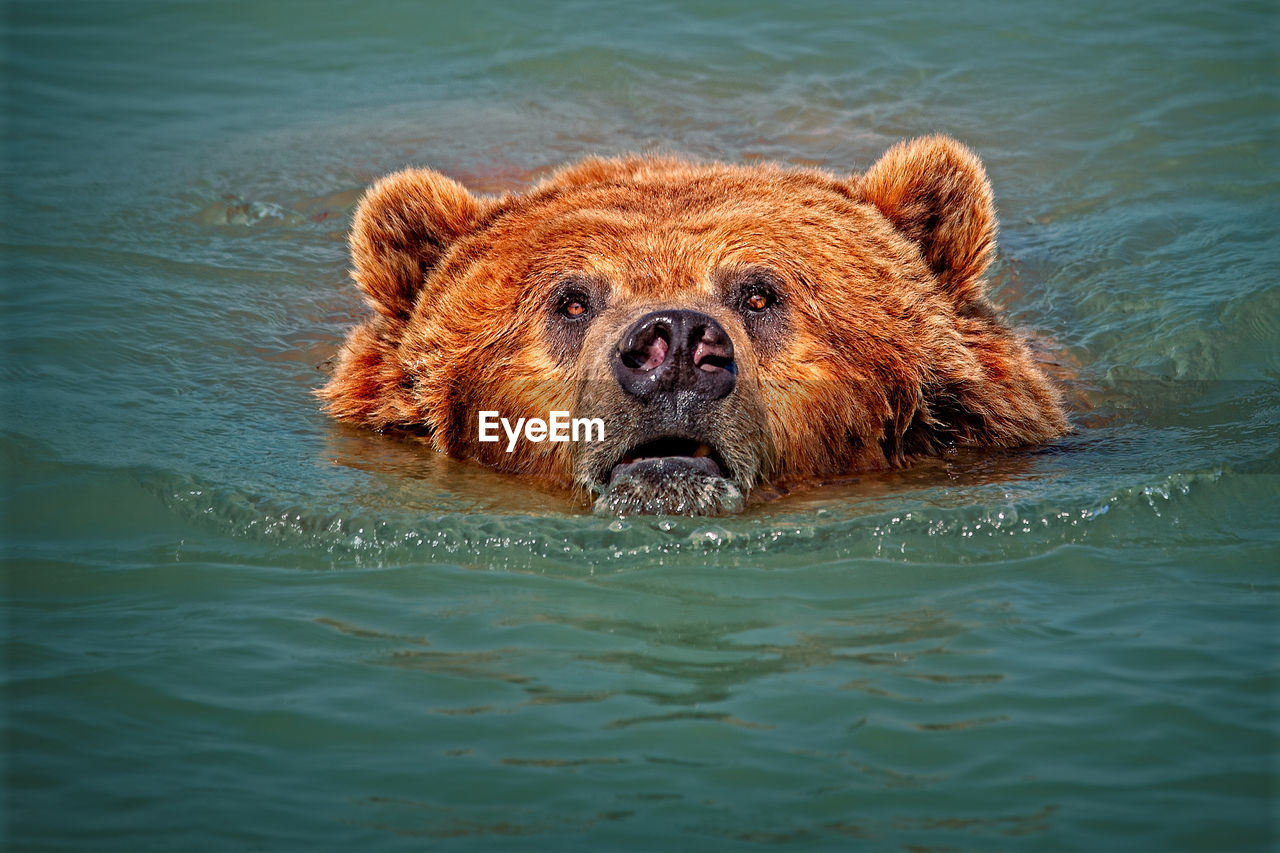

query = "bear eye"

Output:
[[736, 276, 780, 315], [555, 289, 593, 321], [718, 267, 788, 358]]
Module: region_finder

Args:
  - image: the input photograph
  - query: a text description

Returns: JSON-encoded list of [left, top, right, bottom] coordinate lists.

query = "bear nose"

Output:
[[613, 309, 736, 402]]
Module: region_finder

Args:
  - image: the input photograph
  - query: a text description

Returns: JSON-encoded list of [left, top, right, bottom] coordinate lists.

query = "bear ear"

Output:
[[349, 168, 486, 319], [858, 136, 996, 307]]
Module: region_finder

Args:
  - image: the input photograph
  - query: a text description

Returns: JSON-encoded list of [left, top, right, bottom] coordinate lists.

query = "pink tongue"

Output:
[[641, 336, 668, 370]]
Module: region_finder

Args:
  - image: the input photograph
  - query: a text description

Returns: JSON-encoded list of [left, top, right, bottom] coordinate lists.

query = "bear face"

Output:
[[320, 136, 1067, 516]]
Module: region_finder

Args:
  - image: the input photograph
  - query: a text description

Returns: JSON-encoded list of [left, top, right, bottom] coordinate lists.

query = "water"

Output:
[[2, 0, 1277, 849]]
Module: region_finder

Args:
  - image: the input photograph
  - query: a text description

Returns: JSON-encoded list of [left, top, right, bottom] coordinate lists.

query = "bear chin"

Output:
[[592, 456, 745, 517]]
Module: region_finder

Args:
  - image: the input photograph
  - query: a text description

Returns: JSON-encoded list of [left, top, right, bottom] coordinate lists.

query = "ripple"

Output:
[[141, 458, 1259, 574]]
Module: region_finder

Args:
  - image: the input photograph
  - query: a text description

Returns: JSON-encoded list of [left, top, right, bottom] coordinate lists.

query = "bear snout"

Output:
[[613, 309, 736, 403]]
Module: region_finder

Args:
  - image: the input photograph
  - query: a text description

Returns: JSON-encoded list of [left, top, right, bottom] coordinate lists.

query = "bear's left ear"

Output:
[[858, 136, 996, 307], [349, 168, 488, 320]]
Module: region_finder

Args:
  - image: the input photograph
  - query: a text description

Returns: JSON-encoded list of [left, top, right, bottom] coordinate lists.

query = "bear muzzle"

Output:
[[586, 309, 751, 516]]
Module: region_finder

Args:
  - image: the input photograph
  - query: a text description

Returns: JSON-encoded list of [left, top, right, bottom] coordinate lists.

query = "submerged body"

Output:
[[321, 136, 1066, 515]]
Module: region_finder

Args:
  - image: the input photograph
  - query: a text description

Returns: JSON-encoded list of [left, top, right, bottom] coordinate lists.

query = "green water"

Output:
[[2, 1, 1277, 849]]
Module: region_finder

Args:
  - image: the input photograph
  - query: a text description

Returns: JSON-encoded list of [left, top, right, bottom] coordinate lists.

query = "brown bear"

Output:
[[319, 136, 1067, 516]]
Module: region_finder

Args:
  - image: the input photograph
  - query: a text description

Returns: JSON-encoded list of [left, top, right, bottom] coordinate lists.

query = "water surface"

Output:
[[2, 1, 1277, 849]]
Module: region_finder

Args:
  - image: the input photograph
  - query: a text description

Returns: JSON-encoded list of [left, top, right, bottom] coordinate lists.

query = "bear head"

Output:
[[319, 136, 1067, 516]]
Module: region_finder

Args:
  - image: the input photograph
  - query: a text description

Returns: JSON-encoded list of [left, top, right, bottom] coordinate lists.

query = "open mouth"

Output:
[[596, 437, 743, 516], [608, 437, 728, 484]]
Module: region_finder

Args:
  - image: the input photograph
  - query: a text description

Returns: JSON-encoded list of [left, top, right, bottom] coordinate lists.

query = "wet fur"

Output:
[[319, 136, 1067, 512]]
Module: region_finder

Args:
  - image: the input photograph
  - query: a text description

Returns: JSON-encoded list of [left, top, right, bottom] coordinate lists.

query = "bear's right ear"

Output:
[[349, 168, 486, 319]]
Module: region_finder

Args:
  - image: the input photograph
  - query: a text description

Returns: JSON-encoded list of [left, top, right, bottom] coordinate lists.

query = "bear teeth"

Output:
[[610, 439, 728, 485], [622, 437, 710, 464]]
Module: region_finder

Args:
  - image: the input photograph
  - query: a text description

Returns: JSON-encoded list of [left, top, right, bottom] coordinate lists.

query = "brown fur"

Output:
[[319, 136, 1067, 511]]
